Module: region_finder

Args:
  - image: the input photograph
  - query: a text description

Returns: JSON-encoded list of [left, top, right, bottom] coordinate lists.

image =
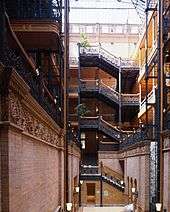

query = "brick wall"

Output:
[[98, 151, 123, 175], [0, 67, 66, 212], [7, 127, 63, 212]]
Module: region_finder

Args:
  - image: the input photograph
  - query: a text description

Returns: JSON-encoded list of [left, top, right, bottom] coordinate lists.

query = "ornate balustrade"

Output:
[[0, 45, 63, 126], [99, 117, 127, 140], [80, 79, 139, 105], [6, 0, 62, 23], [80, 116, 99, 129], [80, 116, 130, 140], [80, 117, 152, 149], [119, 126, 153, 149], [80, 45, 138, 68], [81, 165, 99, 175], [99, 80, 119, 103], [80, 79, 99, 92], [121, 93, 139, 105]]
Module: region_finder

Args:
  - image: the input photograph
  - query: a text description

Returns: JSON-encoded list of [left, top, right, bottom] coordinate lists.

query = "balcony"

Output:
[[80, 79, 139, 106], [138, 86, 156, 118], [6, 1, 62, 50], [119, 126, 154, 149], [0, 16, 63, 127], [6, 0, 62, 22], [138, 40, 157, 82]]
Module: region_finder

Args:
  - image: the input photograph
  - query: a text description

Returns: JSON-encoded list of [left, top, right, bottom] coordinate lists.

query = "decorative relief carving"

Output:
[[9, 91, 62, 147]]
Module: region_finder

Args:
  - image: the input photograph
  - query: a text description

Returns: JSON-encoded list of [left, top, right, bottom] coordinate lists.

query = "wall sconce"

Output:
[[66, 203, 72, 211], [81, 132, 85, 139], [35, 68, 39, 76], [80, 180, 83, 185], [156, 203, 162, 211], [75, 186, 80, 193], [96, 106, 99, 113], [81, 140, 85, 149], [131, 187, 138, 197], [120, 180, 124, 185]]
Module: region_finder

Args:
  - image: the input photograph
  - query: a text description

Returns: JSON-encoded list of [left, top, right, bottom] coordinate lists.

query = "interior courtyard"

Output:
[[0, 0, 170, 212]]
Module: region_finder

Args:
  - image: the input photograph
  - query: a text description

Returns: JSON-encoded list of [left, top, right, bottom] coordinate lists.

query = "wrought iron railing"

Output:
[[81, 165, 99, 175], [5, 0, 62, 23], [80, 45, 138, 68], [0, 45, 63, 127], [80, 164, 124, 191], [80, 79, 139, 105], [80, 116, 130, 140], [80, 117, 152, 149], [119, 126, 154, 149]]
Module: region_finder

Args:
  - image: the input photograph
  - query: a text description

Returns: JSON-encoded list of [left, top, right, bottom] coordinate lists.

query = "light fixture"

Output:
[[120, 180, 124, 185], [54, 98, 57, 104], [81, 140, 85, 149], [131, 187, 136, 193], [81, 132, 85, 139], [96, 106, 99, 113], [66, 203, 72, 211], [75, 186, 80, 193], [131, 187, 138, 197], [156, 203, 162, 211], [80, 180, 83, 185], [35, 68, 39, 76]]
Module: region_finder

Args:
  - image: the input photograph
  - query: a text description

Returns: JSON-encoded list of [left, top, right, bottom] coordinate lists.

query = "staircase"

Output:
[[80, 116, 130, 141], [80, 79, 139, 106], [80, 164, 125, 192], [80, 46, 138, 78]]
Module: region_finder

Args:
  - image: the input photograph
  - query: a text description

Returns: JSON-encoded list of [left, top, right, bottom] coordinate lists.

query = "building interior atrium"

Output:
[[0, 0, 170, 212]]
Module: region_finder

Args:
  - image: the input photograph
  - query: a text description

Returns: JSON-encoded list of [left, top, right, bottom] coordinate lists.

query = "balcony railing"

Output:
[[80, 46, 138, 68], [5, 0, 62, 23], [0, 44, 63, 126], [120, 126, 154, 149], [139, 86, 156, 117], [80, 79, 139, 106]]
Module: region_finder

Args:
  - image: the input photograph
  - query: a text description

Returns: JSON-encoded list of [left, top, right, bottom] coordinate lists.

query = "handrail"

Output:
[[6, 13, 36, 72], [100, 80, 119, 94], [80, 79, 139, 105], [80, 45, 138, 68], [102, 165, 123, 180], [140, 86, 156, 108], [55, 206, 62, 212]]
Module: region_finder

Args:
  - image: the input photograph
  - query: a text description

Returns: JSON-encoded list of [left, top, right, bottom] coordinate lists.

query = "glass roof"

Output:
[[69, 0, 147, 24]]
